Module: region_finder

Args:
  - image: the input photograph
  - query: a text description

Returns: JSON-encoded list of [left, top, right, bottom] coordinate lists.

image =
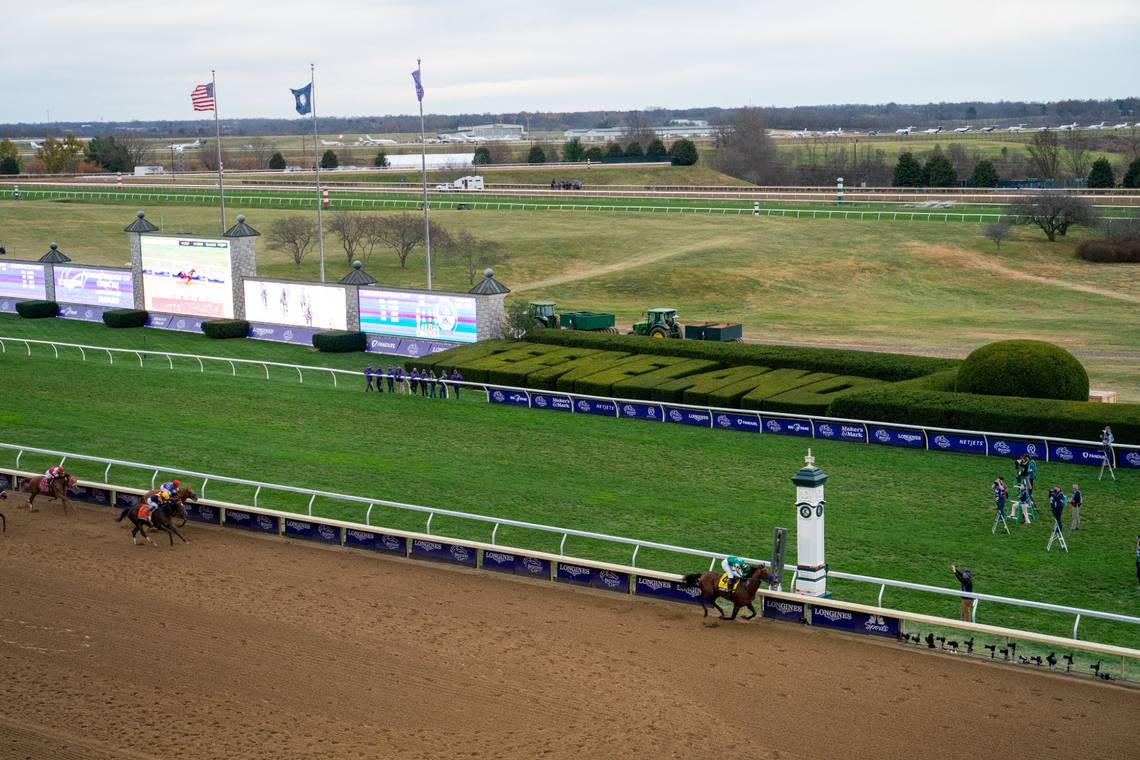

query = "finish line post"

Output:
[[793, 449, 830, 597]]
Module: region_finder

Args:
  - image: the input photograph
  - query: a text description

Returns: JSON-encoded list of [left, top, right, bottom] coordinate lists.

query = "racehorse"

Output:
[[116, 499, 188, 546], [24, 473, 78, 516], [681, 564, 774, 620], [142, 487, 197, 528]]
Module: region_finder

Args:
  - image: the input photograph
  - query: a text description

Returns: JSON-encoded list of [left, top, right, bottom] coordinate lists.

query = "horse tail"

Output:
[[680, 573, 702, 587], [115, 508, 129, 522]]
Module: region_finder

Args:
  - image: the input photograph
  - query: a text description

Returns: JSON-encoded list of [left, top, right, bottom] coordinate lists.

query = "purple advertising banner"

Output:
[[814, 421, 867, 443], [556, 562, 629, 593], [810, 605, 901, 638], [572, 398, 618, 417], [869, 426, 926, 449], [761, 416, 814, 437], [66, 485, 113, 507], [224, 508, 280, 534], [53, 265, 134, 308], [146, 312, 208, 333], [664, 406, 714, 428], [530, 393, 574, 412], [713, 411, 762, 433], [185, 502, 220, 524], [410, 538, 477, 567], [488, 389, 530, 407], [0, 299, 17, 314], [345, 529, 408, 555], [928, 432, 986, 455], [763, 597, 806, 623], [987, 437, 1048, 461], [634, 576, 702, 604], [482, 550, 552, 579], [57, 303, 115, 323], [283, 518, 341, 544], [248, 323, 321, 346], [366, 335, 460, 357], [1118, 449, 1140, 470], [116, 491, 141, 508], [1048, 443, 1109, 467], [617, 401, 665, 422], [0, 473, 13, 490], [556, 561, 595, 586]]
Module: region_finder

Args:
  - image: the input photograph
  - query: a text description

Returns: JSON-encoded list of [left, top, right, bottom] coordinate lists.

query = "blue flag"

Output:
[[291, 83, 313, 115], [411, 69, 424, 102]]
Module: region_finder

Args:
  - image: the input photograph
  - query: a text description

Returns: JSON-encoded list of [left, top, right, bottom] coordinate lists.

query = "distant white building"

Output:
[[668, 119, 709, 127], [456, 123, 527, 140], [562, 124, 715, 142]]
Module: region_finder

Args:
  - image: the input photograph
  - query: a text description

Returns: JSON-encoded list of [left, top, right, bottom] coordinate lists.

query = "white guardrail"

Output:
[[1, 441, 1138, 655]]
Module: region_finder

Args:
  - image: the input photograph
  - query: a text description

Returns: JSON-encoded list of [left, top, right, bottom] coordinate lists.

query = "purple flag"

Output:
[[411, 68, 424, 102]]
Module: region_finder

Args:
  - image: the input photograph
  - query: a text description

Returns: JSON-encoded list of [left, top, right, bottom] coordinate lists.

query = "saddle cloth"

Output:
[[38, 478, 53, 493], [717, 573, 734, 592]]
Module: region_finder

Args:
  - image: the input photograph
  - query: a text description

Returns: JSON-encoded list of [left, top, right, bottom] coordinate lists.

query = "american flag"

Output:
[[190, 83, 215, 112]]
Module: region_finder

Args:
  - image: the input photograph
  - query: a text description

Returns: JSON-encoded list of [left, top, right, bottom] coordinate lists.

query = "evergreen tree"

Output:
[[1123, 157, 1140, 188], [526, 145, 546, 163], [892, 151, 924, 187], [561, 138, 585, 162], [473, 146, 492, 165], [320, 149, 339, 169], [668, 139, 699, 166], [924, 153, 958, 187], [605, 142, 624, 159], [372, 151, 388, 168], [0, 156, 19, 175], [645, 139, 668, 160], [584, 146, 605, 162], [269, 152, 287, 170], [624, 141, 644, 158], [970, 159, 999, 188], [1087, 157, 1115, 188]]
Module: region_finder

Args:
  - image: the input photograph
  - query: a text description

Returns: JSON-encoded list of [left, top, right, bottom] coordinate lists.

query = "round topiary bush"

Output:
[[201, 319, 251, 340], [955, 340, 1089, 401], [15, 300, 59, 319], [102, 309, 148, 328]]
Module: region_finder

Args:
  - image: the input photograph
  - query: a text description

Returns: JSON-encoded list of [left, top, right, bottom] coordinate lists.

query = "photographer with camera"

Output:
[[992, 477, 1008, 514], [1048, 485, 1067, 531], [951, 564, 974, 622]]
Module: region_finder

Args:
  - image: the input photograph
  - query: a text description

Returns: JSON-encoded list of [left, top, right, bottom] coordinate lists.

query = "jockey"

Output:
[[721, 555, 752, 593], [140, 491, 168, 524], [159, 479, 182, 499], [44, 465, 65, 481]]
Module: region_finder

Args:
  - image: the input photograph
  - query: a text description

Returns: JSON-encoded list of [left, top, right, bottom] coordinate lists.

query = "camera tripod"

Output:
[[1046, 520, 1069, 553], [992, 508, 1010, 535], [1098, 447, 1116, 482]]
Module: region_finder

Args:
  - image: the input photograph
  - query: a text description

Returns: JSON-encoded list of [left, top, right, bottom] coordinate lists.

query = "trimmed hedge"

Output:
[[15, 300, 59, 319], [529, 351, 631, 390], [611, 359, 720, 400], [657, 365, 771, 405], [201, 319, 251, 340], [312, 330, 366, 353], [102, 309, 149, 328], [526, 329, 958, 381], [763, 375, 886, 415], [956, 340, 1088, 401], [830, 386, 1140, 444], [739, 370, 835, 410]]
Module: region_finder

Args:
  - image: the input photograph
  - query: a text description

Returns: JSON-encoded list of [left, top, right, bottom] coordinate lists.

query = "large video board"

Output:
[[243, 280, 348, 330], [0, 261, 47, 301], [140, 235, 233, 318], [53, 265, 134, 308], [358, 288, 478, 344]]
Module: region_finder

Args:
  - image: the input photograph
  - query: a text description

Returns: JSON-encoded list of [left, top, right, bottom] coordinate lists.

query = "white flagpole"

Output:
[[311, 62, 326, 283], [418, 58, 431, 291], [212, 69, 226, 233]]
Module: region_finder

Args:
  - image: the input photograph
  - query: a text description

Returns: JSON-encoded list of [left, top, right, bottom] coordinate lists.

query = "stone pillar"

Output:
[[338, 261, 376, 333], [792, 449, 829, 597], [467, 268, 510, 341], [223, 215, 260, 320], [42, 263, 56, 301], [123, 211, 159, 310]]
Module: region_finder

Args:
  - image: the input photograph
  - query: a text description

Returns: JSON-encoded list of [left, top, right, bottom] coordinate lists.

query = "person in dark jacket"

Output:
[[450, 368, 463, 399], [951, 564, 973, 622], [394, 366, 405, 394], [1069, 483, 1083, 530], [386, 366, 395, 394], [364, 365, 374, 392], [1048, 485, 1067, 530], [428, 370, 438, 398], [409, 368, 420, 395]]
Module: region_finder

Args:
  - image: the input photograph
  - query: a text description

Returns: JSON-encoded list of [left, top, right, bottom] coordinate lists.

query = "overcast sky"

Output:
[[6, 0, 1139, 123]]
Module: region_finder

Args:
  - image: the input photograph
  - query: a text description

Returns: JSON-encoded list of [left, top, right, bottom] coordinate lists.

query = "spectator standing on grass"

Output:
[[951, 564, 973, 622], [451, 368, 463, 399], [421, 370, 430, 397], [364, 365, 374, 392], [438, 370, 448, 400], [1011, 480, 1032, 524], [386, 366, 395, 394], [410, 368, 420, 395], [1049, 486, 1067, 532], [394, 366, 405, 394], [993, 477, 1008, 521], [1070, 483, 1083, 530], [428, 370, 438, 398]]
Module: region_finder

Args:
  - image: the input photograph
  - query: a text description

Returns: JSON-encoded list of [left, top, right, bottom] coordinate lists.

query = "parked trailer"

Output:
[[684, 321, 743, 342], [528, 301, 619, 333]]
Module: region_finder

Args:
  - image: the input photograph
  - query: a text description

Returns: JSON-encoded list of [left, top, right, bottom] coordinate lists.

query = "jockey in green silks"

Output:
[[721, 555, 752, 593]]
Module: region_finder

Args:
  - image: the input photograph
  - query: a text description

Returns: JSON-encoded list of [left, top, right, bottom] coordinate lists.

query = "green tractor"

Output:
[[630, 307, 682, 339], [528, 300, 559, 329]]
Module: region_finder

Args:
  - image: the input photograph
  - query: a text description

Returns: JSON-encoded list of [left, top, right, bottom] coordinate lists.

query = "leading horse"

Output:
[[141, 486, 197, 528], [116, 499, 188, 546], [681, 565, 774, 620], [25, 473, 78, 516]]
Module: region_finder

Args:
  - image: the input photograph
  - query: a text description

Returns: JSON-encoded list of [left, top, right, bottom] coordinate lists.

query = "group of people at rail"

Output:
[[991, 457, 1083, 530], [363, 366, 464, 399]]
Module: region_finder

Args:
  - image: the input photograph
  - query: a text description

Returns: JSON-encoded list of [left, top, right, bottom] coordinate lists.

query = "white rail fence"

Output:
[[1, 440, 1138, 649]]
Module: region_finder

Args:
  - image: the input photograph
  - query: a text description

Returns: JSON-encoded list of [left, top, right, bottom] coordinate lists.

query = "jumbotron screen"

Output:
[[140, 235, 233, 318], [243, 280, 348, 330], [53, 265, 134, 308], [358, 288, 478, 343], [0, 261, 47, 301]]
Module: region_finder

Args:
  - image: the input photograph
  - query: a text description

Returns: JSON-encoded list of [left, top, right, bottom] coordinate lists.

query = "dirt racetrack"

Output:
[[1, 500, 1136, 760]]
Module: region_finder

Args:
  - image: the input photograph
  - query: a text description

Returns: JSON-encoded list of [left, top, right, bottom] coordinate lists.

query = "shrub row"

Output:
[[312, 330, 366, 353], [201, 319, 251, 340], [102, 309, 148, 328], [525, 329, 958, 382], [15, 300, 59, 319], [1076, 239, 1140, 263]]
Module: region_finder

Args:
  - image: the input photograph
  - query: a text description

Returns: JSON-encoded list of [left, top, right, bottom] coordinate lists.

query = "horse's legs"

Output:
[[729, 602, 741, 620], [712, 596, 728, 619], [165, 521, 188, 544], [700, 597, 710, 617], [744, 603, 758, 620], [27, 491, 38, 512]]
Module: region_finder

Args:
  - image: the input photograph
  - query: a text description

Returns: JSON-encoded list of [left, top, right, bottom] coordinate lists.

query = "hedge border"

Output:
[[102, 309, 149, 329], [15, 300, 59, 319]]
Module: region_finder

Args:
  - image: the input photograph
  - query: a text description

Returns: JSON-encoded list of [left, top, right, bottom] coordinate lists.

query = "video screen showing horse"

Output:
[[140, 235, 233, 318], [243, 280, 348, 330]]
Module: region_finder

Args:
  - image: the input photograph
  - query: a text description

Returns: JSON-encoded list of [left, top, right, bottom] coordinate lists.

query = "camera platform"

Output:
[[992, 509, 1010, 535]]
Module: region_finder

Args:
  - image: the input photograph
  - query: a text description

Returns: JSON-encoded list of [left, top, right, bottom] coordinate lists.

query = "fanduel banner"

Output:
[[869, 426, 926, 449], [714, 412, 762, 433], [1048, 443, 1109, 466], [810, 605, 900, 638], [364, 334, 459, 357]]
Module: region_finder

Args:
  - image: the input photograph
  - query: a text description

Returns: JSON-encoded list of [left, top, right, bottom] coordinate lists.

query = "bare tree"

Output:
[[267, 217, 317, 268], [371, 213, 452, 268], [114, 133, 154, 168], [443, 230, 507, 285], [713, 107, 780, 184], [242, 138, 278, 169], [1025, 131, 1062, 180], [1063, 132, 1092, 178], [1007, 192, 1099, 242], [326, 213, 370, 264], [621, 111, 659, 148], [983, 220, 1012, 249]]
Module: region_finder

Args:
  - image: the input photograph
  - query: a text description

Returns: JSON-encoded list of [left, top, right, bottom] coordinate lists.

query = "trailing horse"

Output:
[[116, 500, 188, 547], [24, 474, 78, 516], [681, 564, 773, 620]]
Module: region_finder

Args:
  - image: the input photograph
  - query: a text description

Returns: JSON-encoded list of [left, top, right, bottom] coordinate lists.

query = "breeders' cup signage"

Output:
[[345, 529, 407, 555], [530, 393, 574, 412], [814, 422, 867, 443], [359, 288, 478, 344], [483, 550, 552, 579], [987, 437, 1047, 460], [714, 412, 762, 433], [57, 303, 113, 323], [634, 576, 702, 604], [116, 491, 140, 508], [146, 313, 208, 333], [489, 389, 530, 407], [663, 406, 713, 428], [284, 518, 341, 544], [929, 433, 986, 455], [184, 502, 220, 524], [810, 604, 900, 638], [1118, 449, 1140, 469], [763, 597, 806, 623], [70, 486, 112, 506], [574, 398, 618, 417], [869, 426, 926, 449], [53, 265, 134, 309], [617, 401, 664, 421], [248, 323, 320, 346], [1047, 443, 1108, 466], [556, 562, 628, 592], [761, 416, 813, 437], [410, 539, 477, 567], [224, 508, 280, 534]]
